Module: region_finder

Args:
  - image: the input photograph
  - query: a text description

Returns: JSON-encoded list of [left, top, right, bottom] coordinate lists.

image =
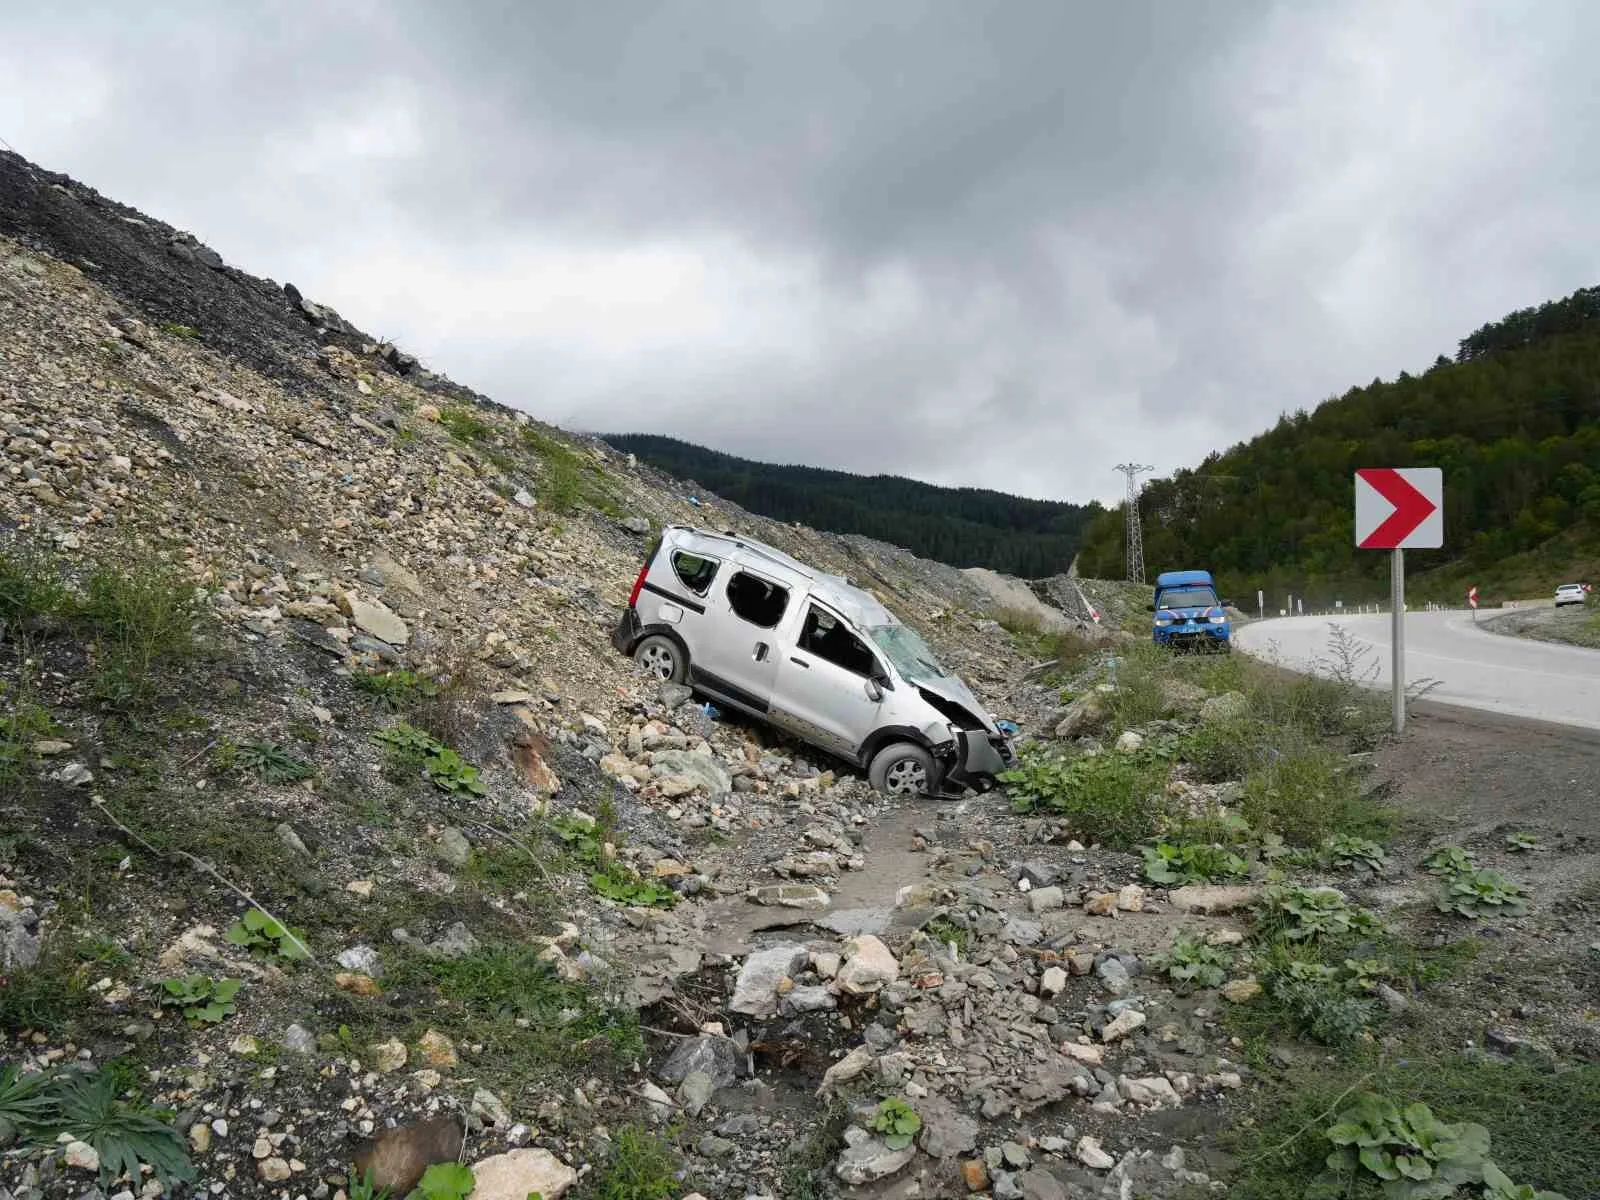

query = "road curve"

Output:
[[1234, 609, 1600, 733]]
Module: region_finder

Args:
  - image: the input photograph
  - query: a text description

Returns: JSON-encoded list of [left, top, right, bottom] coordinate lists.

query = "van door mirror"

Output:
[[1145, 602, 1156, 611], [864, 677, 883, 703]]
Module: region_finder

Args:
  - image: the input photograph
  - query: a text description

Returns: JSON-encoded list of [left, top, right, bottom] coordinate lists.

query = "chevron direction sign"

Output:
[[1355, 467, 1443, 550]]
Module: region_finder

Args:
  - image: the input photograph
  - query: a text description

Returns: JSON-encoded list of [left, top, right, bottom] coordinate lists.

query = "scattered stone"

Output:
[[659, 1034, 741, 1087], [1018, 1168, 1068, 1200], [1101, 1009, 1146, 1042], [371, 1039, 408, 1073], [1096, 957, 1132, 995], [917, 1100, 979, 1159], [1114, 730, 1145, 753], [417, 1029, 458, 1068], [258, 1157, 292, 1182], [338, 945, 382, 976], [730, 944, 809, 1017], [837, 934, 899, 994], [817, 1044, 875, 1097], [1169, 884, 1261, 914], [472, 1089, 512, 1129], [275, 822, 310, 856], [347, 596, 409, 645], [52, 762, 94, 787], [1040, 966, 1068, 997], [335, 972, 383, 997], [1116, 884, 1145, 912], [1084, 891, 1118, 916], [435, 827, 473, 868], [467, 1148, 577, 1200], [189, 1123, 212, 1153], [1002, 1140, 1031, 1168], [1378, 983, 1410, 1014], [1017, 860, 1061, 887], [1028, 886, 1066, 913], [282, 1023, 317, 1054], [429, 922, 480, 959], [751, 884, 830, 910], [1055, 687, 1113, 738], [1076, 1135, 1116, 1170], [679, 1070, 716, 1116], [1061, 1041, 1104, 1066], [1221, 977, 1262, 1003], [962, 1159, 990, 1191], [63, 1141, 99, 1173], [1120, 1075, 1181, 1107], [834, 1135, 916, 1184]]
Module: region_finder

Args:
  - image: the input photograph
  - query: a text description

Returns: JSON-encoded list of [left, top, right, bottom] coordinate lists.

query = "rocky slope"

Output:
[[6, 148, 1595, 1200]]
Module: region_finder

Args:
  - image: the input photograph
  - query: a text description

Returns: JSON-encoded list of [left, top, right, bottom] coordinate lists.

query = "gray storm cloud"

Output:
[[3, 0, 1598, 503]]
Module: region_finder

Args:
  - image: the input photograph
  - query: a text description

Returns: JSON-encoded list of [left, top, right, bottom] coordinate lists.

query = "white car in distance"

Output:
[[1554, 583, 1586, 608]]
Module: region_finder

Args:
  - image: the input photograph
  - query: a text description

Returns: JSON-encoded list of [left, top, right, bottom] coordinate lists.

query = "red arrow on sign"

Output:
[[1356, 468, 1439, 549]]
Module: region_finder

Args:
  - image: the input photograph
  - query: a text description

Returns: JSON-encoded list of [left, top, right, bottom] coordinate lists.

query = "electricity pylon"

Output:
[[1115, 463, 1153, 583]]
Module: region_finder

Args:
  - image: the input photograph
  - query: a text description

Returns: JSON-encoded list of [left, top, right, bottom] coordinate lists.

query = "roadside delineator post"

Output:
[[1354, 468, 1444, 735]]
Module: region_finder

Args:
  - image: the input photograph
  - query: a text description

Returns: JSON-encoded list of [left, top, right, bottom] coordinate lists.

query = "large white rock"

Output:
[[836, 934, 899, 994], [729, 944, 809, 1016], [468, 1149, 577, 1200], [347, 596, 409, 645]]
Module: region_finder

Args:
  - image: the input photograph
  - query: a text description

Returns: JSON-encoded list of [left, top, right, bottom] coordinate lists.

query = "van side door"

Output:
[[768, 599, 887, 761], [687, 561, 792, 714]]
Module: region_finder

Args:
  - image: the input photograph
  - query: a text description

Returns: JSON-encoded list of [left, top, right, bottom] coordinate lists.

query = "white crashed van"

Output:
[[610, 525, 1014, 798]]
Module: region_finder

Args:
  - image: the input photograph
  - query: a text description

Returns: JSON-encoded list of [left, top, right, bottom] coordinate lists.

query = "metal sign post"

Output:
[[1390, 549, 1405, 732], [1355, 468, 1443, 735]]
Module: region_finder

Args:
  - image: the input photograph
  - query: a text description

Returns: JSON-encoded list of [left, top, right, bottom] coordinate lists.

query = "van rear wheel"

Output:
[[869, 742, 938, 798], [633, 635, 687, 683]]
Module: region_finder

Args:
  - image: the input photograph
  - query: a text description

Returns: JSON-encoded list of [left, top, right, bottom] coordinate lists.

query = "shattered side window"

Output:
[[672, 552, 719, 596], [726, 570, 789, 628]]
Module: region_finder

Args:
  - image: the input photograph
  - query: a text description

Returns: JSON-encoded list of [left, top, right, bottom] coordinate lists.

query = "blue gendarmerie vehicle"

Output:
[[1148, 569, 1232, 652]]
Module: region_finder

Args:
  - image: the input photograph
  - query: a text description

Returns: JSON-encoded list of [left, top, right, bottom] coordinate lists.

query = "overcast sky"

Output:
[[4, 1, 1598, 505]]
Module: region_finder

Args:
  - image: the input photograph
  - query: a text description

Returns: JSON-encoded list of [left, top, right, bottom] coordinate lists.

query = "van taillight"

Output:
[[627, 562, 649, 609]]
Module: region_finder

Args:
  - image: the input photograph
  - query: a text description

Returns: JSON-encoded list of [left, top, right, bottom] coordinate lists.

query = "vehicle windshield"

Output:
[[866, 623, 947, 680], [1157, 587, 1218, 610]]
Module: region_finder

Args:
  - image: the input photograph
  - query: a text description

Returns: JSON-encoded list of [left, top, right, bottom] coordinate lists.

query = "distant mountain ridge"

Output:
[[601, 433, 1103, 578], [1074, 284, 1600, 605]]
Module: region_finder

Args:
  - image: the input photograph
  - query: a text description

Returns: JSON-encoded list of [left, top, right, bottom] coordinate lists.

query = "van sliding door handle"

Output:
[[789, 656, 809, 667], [753, 642, 769, 662]]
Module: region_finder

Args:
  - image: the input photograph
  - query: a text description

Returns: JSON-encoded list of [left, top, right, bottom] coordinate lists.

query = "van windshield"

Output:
[[866, 623, 946, 680], [1157, 587, 1218, 610]]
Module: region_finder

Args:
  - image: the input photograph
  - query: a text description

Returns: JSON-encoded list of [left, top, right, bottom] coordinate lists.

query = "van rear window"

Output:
[[672, 552, 719, 596]]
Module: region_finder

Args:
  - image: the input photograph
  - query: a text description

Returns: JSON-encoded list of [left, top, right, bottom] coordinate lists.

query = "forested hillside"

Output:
[[1076, 285, 1600, 606], [603, 433, 1102, 576]]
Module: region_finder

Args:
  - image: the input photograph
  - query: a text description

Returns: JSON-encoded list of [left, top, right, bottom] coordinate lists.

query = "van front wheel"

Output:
[[633, 635, 687, 683], [869, 742, 938, 798]]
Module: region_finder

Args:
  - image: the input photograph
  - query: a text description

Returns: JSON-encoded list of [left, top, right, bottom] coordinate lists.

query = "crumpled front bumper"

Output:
[[934, 729, 1016, 798]]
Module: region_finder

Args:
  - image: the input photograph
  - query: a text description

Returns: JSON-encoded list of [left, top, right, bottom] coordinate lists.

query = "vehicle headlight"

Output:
[[1208, 613, 1227, 624], [1154, 617, 1173, 627]]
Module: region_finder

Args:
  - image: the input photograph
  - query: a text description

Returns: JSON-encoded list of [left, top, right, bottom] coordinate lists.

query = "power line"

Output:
[[1114, 462, 1153, 583]]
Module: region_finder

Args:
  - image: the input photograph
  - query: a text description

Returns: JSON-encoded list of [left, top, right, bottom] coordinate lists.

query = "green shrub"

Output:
[[371, 723, 486, 795], [1153, 932, 1232, 990], [1263, 960, 1379, 1044], [42, 1066, 195, 1190], [158, 975, 241, 1024], [1000, 744, 1172, 848], [1254, 884, 1383, 944], [593, 1123, 679, 1200], [1436, 868, 1529, 919], [1422, 845, 1476, 876], [869, 1096, 922, 1149], [1239, 742, 1390, 846], [234, 741, 314, 784], [1141, 840, 1248, 885], [437, 405, 493, 443], [1316, 1093, 1495, 1199], [224, 908, 311, 961], [352, 668, 438, 710]]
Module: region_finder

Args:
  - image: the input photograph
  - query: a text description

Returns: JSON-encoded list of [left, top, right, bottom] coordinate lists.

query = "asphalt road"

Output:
[[1234, 609, 1600, 732]]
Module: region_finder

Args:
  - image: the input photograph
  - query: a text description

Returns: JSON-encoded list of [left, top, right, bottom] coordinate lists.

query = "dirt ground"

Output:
[[1375, 699, 1600, 847]]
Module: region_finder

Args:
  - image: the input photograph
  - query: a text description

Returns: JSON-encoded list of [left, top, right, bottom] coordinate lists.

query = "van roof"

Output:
[[1155, 570, 1215, 588], [663, 524, 898, 627]]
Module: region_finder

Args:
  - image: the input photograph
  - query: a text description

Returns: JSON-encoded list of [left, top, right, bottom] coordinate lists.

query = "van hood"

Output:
[[909, 673, 1003, 736]]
